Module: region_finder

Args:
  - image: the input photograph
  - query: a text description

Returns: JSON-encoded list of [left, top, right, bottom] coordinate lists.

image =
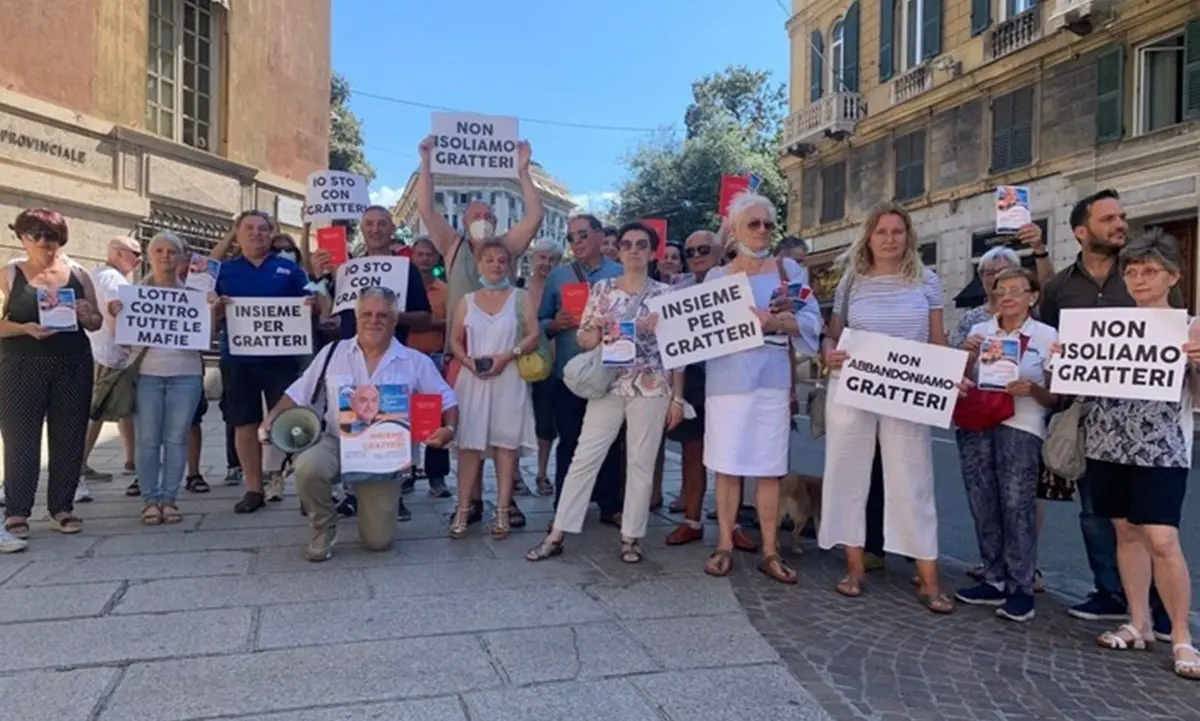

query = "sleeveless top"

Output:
[[1, 264, 92, 357], [444, 235, 518, 353]]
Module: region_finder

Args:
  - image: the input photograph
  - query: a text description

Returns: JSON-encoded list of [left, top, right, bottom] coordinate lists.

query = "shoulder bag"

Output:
[[1042, 399, 1089, 482], [563, 280, 653, 400], [807, 271, 854, 438], [514, 288, 553, 383], [775, 261, 802, 419]]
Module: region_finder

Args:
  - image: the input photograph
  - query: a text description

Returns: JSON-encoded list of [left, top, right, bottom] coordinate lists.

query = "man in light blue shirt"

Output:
[[538, 214, 624, 521]]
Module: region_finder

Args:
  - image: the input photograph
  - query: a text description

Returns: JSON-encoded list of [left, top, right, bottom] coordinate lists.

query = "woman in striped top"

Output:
[[818, 202, 954, 614]]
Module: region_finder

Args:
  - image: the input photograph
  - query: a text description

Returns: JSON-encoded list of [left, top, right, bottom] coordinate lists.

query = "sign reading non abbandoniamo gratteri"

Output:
[[332, 256, 410, 315], [1050, 308, 1188, 402], [226, 298, 313, 357], [114, 285, 211, 351], [646, 273, 763, 370], [834, 329, 969, 428], [303, 170, 369, 223], [430, 113, 520, 179]]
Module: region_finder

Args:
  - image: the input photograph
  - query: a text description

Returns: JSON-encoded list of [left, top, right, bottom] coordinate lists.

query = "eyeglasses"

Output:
[[992, 287, 1031, 298], [748, 219, 775, 231], [22, 229, 60, 244], [1123, 267, 1165, 282], [685, 245, 712, 259], [618, 238, 650, 252]]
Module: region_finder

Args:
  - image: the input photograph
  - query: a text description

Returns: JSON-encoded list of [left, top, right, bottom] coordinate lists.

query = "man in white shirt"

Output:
[[261, 287, 458, 562], [81, 236, 143, 493]]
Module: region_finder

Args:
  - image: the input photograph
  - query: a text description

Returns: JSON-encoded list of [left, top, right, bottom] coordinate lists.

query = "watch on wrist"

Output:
[[512, 345, 523, 358]]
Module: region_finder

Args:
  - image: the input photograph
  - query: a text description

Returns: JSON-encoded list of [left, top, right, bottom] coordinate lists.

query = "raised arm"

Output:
[[416, 135, 460, 257], [502, 142, 544, 257]]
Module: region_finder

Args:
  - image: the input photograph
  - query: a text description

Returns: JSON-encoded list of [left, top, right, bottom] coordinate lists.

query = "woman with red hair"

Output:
[[0, 209, 104, 547]]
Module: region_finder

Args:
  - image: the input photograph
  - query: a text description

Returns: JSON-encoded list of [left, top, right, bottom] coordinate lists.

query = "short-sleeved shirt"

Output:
[[578, 278, 671, 397], [335, 260, 430, 347], [950, 304, 991, 349], [215, 254, 310, 363], [834, 267, 945, 343], [538, 257, 624, 377], [88, 265, 131, 369], [1040, 253, 1185, 329]]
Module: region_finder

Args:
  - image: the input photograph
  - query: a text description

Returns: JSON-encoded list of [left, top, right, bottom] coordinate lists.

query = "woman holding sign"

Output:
[[108, 232, 215, 525], [819, 203, 954, 613]]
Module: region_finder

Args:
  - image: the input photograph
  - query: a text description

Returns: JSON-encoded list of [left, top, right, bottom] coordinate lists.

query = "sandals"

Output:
[[1175, 644, 1200, 680], [1098, 623, 1156, 651], [835, 575, 863, 598], [4, 520, 30, 540], [448, 507, 470, 540], [508, 502, 526, 529], [704, 549, 733, 577], [758, 554, 797, 585], [185, 475, 210, 493], [526, 535, 564, 562], [49, 513, 83, 534], [620, 538, 643, 564], [491, 508, 510, 540], [160, 504, 183, 525], [918, 591, 955, 614], [141, 505, 163, 526]]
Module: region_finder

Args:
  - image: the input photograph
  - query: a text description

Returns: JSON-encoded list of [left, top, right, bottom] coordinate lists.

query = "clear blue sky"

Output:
[[332, 0, 791, 212]]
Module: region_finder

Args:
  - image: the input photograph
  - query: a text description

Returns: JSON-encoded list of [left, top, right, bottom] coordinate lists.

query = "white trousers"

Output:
[[817, 379, 939, 561], [553, 394, 670, 539]]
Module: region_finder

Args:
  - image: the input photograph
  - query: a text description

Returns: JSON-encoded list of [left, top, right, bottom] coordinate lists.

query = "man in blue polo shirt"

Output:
[[215, 210, 315, 513], [538, 213, 624, 524]]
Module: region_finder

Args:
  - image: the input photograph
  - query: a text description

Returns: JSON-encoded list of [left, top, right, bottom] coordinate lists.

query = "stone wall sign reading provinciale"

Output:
[[0, 109, 115, 183]]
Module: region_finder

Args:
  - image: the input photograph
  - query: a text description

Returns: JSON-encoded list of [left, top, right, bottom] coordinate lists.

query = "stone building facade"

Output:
[[0, 0, 331, 265], [782, 0, 1200, 328]]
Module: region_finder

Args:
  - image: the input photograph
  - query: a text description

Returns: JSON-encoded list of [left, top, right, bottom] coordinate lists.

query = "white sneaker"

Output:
[[74, 480, 93, 503], [0, 527, 28, 553]]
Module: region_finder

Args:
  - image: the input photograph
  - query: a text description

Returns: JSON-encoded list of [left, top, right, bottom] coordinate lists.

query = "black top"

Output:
[[1, 265, 92, 357], [1040, 253, 1186, 329]]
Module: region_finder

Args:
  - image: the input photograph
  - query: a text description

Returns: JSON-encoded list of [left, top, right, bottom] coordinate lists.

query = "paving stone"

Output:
[[464, 679, 660, 721], [587, 576, 743, 619], [0, 581, 120, 623], [0, 608, 251, 672], [50, 513, 204, 534], [1, 667, 119, 721], [91, 526, 309, 555], [621, 613, 780, 670], [631, 664, 833, 721], [224, 699, 469, 721], [256, 585, 613, 650], [481, 623, 660, 685], [0, 533, 100, 562], [70, 497, 238, 519], [253, 534, 496, 573], [3, 551, 252, 586], [113, 569, 370, 614], [100, 635, 501, 721], [363, 557, 606, 598]]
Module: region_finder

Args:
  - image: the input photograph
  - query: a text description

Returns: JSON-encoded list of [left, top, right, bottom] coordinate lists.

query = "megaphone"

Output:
[[268, 407, 323, 454]]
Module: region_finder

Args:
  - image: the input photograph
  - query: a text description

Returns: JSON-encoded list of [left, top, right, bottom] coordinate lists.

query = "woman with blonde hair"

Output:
[[700, 192, 822, 582], [820, 202, 954, 613]]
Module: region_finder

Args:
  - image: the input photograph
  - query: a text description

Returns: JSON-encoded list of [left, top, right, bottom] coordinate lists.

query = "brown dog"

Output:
[[779, 473, 823, 555]]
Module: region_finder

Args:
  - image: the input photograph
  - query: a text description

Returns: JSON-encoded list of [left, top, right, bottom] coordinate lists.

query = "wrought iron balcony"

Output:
[[988, 6, 1042, 61], [781, 92, 866, 152]]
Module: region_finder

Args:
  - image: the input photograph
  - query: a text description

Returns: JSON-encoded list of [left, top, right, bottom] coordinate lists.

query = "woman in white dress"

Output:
[[447, 240, 539, 539]]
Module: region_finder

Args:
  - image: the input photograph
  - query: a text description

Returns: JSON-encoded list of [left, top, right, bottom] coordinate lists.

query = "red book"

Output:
[[410, 393, 442, 443], [641, 218, 668, 260], [561, 282, 589, 322], [719, 174, 750, 218], [316, 226, 348, 266]]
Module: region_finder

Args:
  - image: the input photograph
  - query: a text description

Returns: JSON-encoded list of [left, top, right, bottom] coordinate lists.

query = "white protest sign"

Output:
[[430, 113, 520, 179], [332, 256, 410, 315], [834, 329, 969, 428], [226, 298, 312, 357], [1050, 308, 1187, 402], [115, 285, 211, 350], [303, 170, 369, 223], [646, 273, 764, 370]]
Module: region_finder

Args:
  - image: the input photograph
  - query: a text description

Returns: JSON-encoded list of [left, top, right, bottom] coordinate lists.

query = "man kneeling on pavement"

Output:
[[260, 287, 458, 561]]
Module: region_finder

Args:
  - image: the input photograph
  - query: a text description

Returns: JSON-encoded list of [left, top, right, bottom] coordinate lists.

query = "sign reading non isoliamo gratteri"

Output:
[[834, 328, 969, 428], [646, 273, 764, 370], [303, 170, 370, 222], [226, 298, 313, 357], [430, 113, 519, 179], [332, 257, 411, 315], [114, 285, 211, 350], [1050, 308, 1188, 402]]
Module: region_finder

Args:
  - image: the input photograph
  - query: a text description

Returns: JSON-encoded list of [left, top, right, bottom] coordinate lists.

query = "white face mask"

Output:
[[468, 219, 496, 241], [277, 250, 297, 263]]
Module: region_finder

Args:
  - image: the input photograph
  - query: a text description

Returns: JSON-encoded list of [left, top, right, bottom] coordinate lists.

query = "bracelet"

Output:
[[1032, 250, 1049, 258], [669, 397, 684, 407]]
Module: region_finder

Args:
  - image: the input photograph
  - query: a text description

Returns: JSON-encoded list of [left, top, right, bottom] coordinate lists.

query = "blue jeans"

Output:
[[136, 375, 204, 503]]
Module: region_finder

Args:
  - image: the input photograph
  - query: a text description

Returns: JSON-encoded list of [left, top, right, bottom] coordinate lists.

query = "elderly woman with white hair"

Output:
[[108, 232, 215, 524], [950, 246, 1024, 349], [701, 192, 822, 583]]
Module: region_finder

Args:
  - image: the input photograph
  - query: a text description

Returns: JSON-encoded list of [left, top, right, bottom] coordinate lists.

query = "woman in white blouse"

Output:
[[820, 203, 954, 613], [108, 232, 211, 524]]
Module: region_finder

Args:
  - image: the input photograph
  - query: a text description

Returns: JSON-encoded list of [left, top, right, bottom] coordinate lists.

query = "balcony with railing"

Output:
[[987, 6, 1042, 61], [781, 92, 866, 151], [890, 65, 933, 106]]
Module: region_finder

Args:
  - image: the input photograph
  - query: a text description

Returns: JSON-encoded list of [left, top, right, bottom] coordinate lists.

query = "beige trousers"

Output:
[[553, 394, 670, 539], [294, 434, 399, 551]]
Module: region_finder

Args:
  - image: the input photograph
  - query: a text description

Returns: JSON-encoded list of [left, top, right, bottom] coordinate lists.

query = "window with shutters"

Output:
[[1002, 0, 1034, 20], [990, 86, 1034, 173], [893, 130, 926, 202], [820, 162, 846, 224], [830, 19, 845, 92], [146, 0, 221, 151], [1135, 29, 1191, 135], [882, 0, 941, 80], [810, 31, 825, 102]]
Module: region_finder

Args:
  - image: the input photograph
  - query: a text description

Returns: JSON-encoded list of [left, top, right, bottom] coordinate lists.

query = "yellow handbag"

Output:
[[514, 289, 552, 383]]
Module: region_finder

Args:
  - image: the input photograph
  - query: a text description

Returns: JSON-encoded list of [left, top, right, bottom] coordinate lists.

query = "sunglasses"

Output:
[[748, 219, 776, 231], [22, 229, 61, 244], [618, 238, 650, 251], [684, 245, 712, 259], [567, 230, 591, 244]]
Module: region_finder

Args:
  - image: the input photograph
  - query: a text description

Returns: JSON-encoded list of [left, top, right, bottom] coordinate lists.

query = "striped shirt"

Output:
[[834, 267, 944, 343]]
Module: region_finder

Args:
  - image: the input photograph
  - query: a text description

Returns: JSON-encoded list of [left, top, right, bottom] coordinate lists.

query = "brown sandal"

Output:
[[835, 575, 863, 597], [49, 513, 83, 534], [620, 539, 643, 564], [757, 553, 797, 584], [141, 505, 163, 526], [919, 591, 955, 614], [704, 549, 733, 577], [160, 504, 182, 525], [4, 519, 30, 539]]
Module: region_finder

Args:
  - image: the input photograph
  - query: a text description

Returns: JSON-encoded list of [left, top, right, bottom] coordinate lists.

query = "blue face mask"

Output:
[[480, 276, 511, 291], [736, 242, 771, 259]]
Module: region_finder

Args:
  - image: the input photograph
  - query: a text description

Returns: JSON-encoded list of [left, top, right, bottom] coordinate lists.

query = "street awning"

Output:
[[954, 274, 985, 309]]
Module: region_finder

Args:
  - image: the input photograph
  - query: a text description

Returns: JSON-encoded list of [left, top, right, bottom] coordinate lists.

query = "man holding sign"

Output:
[[260, 288, 457, 562]]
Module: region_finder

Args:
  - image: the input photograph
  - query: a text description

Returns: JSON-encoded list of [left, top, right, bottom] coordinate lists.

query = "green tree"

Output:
[[614, 66, 788, 241], [329, 72, 375, 183]]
